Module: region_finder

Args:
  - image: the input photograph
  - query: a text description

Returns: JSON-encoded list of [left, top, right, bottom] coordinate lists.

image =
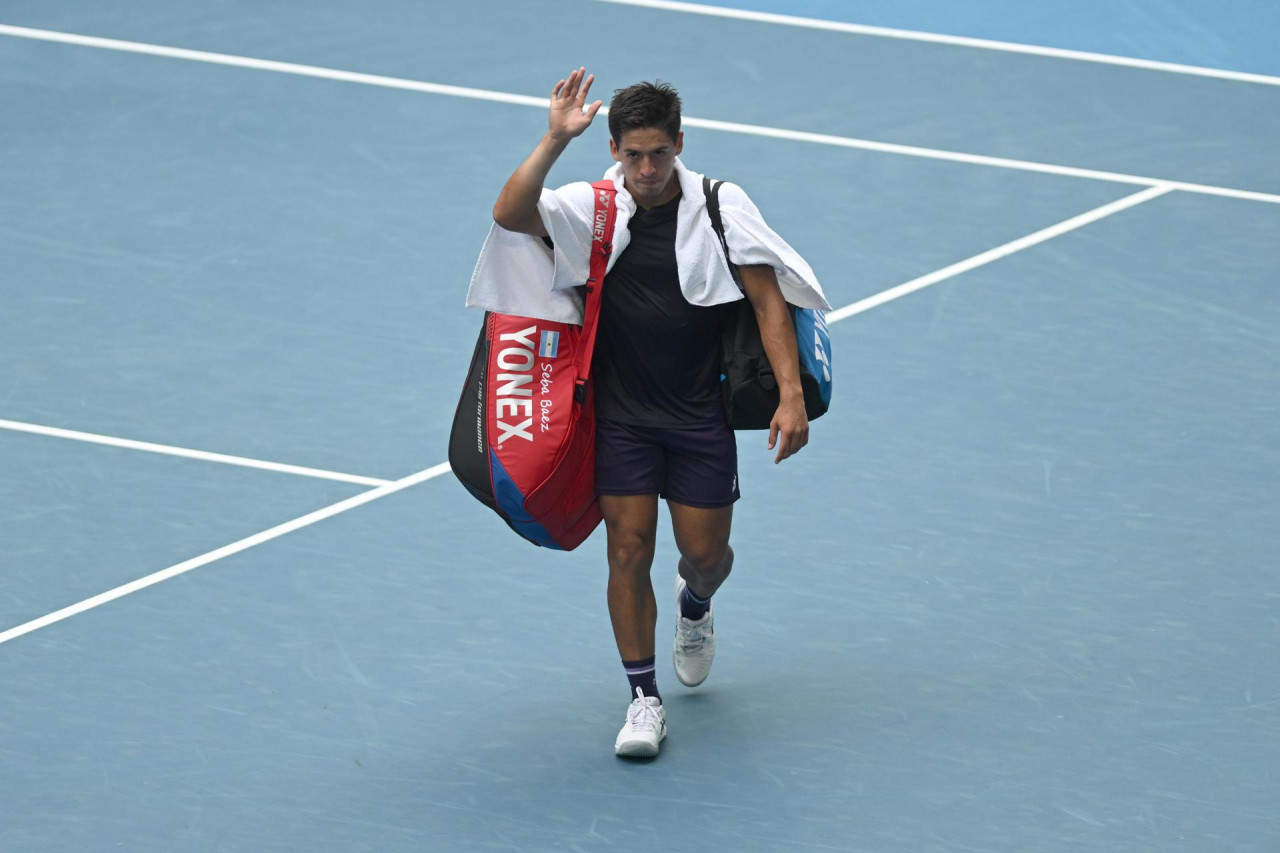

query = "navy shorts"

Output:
[[595, 419, 740, 508]]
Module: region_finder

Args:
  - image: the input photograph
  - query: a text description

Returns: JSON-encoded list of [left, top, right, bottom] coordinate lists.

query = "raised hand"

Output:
[[549, 67, 603, 142]]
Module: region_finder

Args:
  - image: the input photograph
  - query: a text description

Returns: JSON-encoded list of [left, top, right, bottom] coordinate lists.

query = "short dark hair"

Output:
[[607, 81, 681, 146]]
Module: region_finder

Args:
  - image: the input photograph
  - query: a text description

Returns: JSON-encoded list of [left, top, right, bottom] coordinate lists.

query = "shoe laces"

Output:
[[676, 616, 710, 651], [625, 688, 662, 731]]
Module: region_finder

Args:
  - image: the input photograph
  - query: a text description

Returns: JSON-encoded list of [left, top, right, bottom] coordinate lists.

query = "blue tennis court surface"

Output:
[[2, 2, 1277, 850]]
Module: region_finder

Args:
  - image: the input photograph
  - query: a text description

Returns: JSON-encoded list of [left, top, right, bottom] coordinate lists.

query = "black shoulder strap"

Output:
[[702, 176, 742, 290]]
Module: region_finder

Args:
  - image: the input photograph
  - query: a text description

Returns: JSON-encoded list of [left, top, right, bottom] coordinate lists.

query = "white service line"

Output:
[[0, 418, 392, 487], [2, 23, 1278, 206], [0, 462, 451, 646], [590, 0, 1280, 88], [826, 183, 1176, 324]]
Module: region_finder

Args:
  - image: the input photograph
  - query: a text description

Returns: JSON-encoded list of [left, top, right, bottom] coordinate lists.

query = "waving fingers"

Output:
[[578, 71, 595, 103], [559, 67, 584, 101]]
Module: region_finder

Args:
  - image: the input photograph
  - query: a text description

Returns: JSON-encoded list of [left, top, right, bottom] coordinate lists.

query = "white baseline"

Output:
[[590, 0, 1280, 88], [0, 24, 1277, 205]]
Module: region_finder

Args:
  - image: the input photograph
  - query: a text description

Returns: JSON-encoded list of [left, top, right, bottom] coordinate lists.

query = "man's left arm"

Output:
[[738, 264, 808, 464]]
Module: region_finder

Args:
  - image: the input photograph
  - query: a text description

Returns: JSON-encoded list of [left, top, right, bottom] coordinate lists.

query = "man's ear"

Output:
[[674, 131, 684, 156], [609, 138, 620, 162]]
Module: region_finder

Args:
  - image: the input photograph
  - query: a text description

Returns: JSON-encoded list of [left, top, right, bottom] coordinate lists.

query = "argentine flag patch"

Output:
[[539, 330, 560, 359]]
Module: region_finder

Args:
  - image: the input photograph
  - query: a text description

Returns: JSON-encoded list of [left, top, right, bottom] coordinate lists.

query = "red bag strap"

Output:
[[574, 179, 618, 397]]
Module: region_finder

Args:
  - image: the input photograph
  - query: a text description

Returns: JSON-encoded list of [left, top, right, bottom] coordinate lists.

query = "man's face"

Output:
[[610, 127, 684, 207]]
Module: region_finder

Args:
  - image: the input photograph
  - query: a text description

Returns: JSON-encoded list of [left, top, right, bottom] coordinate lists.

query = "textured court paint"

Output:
[[591, 0, 1280, 86], [2, 0, 1279, 194], [5, 24, 1279, 205], [5, 380, 1278, 852], [678, 0, 1280, 79], [2, 2, 1278, 851], [1, 43, 484, 480], [0, 33, 1156, 480]]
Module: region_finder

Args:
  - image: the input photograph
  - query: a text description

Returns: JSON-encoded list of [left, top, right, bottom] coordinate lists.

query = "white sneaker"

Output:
[[614, 688, 666, 758], [673, 576, 716, 687]]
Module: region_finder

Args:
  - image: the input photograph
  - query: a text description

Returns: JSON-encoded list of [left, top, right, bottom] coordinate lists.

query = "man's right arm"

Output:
[[492, 68, 602, 237]]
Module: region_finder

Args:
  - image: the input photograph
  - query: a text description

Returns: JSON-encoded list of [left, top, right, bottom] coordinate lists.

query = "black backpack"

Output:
[[703, 177, 833, 430]]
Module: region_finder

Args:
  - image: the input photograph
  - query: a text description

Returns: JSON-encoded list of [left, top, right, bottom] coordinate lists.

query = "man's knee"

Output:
[[679, 542, 733, 580], [600, 494, 659, 577], [608, 529, 656, 575], [668, 501, 732, 575]]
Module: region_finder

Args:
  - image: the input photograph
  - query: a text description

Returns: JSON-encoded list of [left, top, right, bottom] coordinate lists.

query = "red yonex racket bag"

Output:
[[448, 180, 617, 550]]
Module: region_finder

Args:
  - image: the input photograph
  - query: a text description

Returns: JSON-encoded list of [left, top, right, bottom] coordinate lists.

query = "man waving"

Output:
[[478, 69, 830, 758]]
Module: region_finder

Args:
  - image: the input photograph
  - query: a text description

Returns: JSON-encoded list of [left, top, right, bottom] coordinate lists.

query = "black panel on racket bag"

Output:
[[448, 316, 496, 509]]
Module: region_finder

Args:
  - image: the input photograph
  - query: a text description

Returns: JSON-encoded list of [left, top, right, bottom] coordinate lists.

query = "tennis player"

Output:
[[490, 69, 827, 757]]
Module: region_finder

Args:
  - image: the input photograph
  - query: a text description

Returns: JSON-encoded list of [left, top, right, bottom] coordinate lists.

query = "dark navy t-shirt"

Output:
[[594, 191, 727, 426]]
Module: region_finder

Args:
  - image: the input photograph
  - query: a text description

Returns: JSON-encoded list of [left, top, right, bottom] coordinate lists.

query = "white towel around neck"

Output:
[[465, 158, 830, 324]]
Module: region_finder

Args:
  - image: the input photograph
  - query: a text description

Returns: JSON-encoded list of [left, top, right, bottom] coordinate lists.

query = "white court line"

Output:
[[590, 0, 1280, 88], [2, 24, 1278, 206], [0, 418, 393, 487], [0, 184, 1174, 646], [680, 117, 1280, 206], [0, 462, 451, 646], [826, 184, 1176, 323], [0, 24, 547, 108]]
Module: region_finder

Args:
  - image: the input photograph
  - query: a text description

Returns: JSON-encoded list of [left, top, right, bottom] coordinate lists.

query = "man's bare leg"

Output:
[[668, 500, 733, 687], [600, 493, 669, 757], [599, 494, 661, 663], [669, 501, 734, 599]]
